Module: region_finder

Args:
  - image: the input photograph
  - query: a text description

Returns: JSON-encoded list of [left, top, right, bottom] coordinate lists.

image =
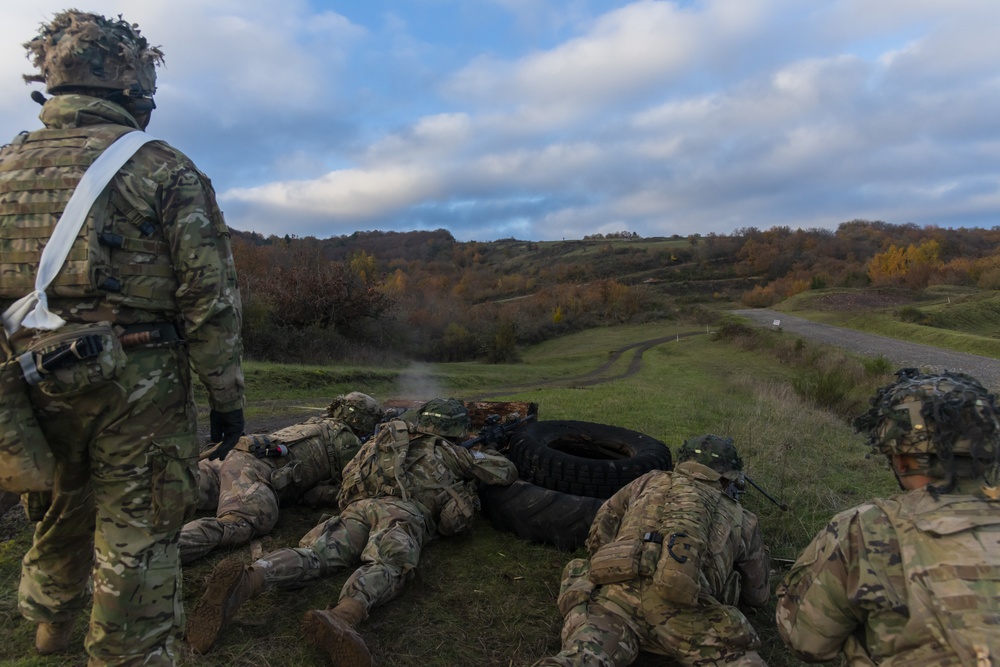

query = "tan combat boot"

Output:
[[185, 558, 265, 654], [35, 620, 74, 655], [302, 597, 371, 667]]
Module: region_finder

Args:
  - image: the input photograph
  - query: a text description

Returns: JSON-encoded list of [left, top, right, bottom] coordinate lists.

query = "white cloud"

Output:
[[1, 0, 999, 242], [223, 165, 442, 219]]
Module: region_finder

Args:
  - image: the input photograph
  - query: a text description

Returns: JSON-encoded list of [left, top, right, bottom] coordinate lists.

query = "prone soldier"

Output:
[[180, 392, 384, 563], [534, 435, 771, 667], [185, 398, 518, 665]]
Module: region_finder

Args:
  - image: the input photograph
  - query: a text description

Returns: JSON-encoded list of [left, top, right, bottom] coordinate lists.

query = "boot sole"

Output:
[[185, 559, 247, 654], [302, 610, 372, 667]]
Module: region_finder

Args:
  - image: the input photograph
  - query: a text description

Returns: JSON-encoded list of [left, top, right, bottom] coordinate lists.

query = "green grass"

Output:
[[0, 320, 901, 666]]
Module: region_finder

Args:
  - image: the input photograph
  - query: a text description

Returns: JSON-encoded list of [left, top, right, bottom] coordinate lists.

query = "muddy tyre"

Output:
[[479, 480, 604, 551], [506, 420, 672, 499]]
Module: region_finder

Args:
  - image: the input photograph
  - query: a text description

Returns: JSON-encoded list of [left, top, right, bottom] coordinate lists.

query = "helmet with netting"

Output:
[[328, 392, 384, 435], [678, 434, 743, 476], [23, 10, 163, 96], [854, 369, 1000, 488], [416, 398, 469, 439]]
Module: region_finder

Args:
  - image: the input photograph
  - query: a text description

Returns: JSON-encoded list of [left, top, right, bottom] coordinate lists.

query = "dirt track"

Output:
[[733, 309, 1000, 390], [468, 331, 704, 400]]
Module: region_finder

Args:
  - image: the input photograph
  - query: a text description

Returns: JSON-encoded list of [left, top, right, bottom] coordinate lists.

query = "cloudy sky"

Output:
[[2, 1, 999, 242]]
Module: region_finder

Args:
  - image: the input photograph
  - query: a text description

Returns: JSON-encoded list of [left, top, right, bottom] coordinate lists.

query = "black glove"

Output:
[[208, 408, 244, 461]]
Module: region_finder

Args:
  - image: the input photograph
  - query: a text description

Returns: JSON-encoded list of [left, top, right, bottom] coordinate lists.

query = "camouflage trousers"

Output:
[[251, 496, 427, 615], [17, 345, 199, 667], [179, 451, 279, 563], [534, 558, 766, 667]]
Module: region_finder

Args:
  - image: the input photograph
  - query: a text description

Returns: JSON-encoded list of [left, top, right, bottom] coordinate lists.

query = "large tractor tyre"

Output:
[[506, 420, 672, 499], [479, 480, 605, 552]]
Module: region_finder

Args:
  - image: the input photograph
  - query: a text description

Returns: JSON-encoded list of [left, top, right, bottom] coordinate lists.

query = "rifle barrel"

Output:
[[745, 475, 789, 511]]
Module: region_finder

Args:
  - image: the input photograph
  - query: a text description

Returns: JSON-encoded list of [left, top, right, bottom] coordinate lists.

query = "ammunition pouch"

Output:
[[589, 538, 643, 585]]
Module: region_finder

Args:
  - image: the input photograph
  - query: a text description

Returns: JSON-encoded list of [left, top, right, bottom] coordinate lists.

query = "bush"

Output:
[[862, 354, 894, 376], [792, 367, 858, 415], [897, 306, 929, 324]]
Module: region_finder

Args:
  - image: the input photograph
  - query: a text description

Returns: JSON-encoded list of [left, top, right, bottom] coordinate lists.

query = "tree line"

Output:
[[229, 220, 1000, 365]]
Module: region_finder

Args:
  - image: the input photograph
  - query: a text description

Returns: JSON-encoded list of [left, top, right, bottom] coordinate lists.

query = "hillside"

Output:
[[228, 221, 1000, 366]]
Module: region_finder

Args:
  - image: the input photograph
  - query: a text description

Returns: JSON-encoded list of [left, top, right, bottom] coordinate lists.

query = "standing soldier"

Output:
[[777, 370, 1000, 664], [534, 435, 771, 667], [185, 398, 517, 666], [181, 392, 383, 563], [0, 10, 244, 665]]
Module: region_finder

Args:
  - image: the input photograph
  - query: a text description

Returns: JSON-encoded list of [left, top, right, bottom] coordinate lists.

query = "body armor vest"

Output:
[[235, 418, 359, 497], [876, 495, 1000, 667], [591, 465, 743, 606], [0, 124, 179, 311]]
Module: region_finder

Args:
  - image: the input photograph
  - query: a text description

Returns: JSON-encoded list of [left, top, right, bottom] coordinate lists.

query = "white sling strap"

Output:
[[2, 130, 157, 336]]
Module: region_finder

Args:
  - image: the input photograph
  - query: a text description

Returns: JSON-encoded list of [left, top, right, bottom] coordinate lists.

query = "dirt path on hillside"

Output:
[[468, 331, 705, 400], [733, 308, 1000, 390]]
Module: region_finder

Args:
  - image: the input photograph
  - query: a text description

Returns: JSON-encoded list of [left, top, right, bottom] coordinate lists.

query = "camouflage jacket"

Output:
[[776, 483, 1000, 666], [586, 461, 770, 608], [0, 95, 244, 410], [337, 419, 517, 532], [235, 416, 361, 499]]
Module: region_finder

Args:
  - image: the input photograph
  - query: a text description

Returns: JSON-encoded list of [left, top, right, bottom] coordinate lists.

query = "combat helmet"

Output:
[[854, 369, 1000, 494], [23, 10, 163, 99], [328, 392, 384, 435], [678, 434, 744, 477], [416, 398, 469, 439]]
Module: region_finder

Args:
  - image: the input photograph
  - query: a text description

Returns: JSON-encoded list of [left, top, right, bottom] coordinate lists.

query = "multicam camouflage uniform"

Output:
[[0, 13, 243, 666], [535, 449, 770, 667], [776, 486, 1000, 665], [186, 401, 517, 660], [776, 371, 1000, 665], [181, 414, 362, 563]]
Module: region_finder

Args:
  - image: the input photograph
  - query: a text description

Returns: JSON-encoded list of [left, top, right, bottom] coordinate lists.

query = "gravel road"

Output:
[[733, 309, 1000, 390]]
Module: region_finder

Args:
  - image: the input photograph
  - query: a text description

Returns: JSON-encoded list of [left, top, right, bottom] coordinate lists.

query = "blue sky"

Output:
[[2, 1, 999, 242]]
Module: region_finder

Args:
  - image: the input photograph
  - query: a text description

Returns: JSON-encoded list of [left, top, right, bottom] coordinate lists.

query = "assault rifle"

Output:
[[461, 413, 536, 450], [725, 473, 789, 511]]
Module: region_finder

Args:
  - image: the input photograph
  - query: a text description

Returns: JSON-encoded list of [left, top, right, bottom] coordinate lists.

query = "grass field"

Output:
[[0, 320, 899, 666]]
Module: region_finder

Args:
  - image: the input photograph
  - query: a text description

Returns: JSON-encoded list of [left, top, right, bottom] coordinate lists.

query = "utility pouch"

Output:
[[0, 329, 55, 493], [437, 482, 478, 536], [589, 538, 642, 585], [651, 531, 703, 605], [270, 460, 302, 491], [23, 321, 126, 398]]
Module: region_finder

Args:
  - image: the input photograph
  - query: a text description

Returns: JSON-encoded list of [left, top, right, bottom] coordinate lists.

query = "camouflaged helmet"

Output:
[[678, 434, 744, 476], [854, 370, 1000, 467], [416, 398, 469, 439], [23, 10, 163, 96], [328, 392, 384, 435]]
